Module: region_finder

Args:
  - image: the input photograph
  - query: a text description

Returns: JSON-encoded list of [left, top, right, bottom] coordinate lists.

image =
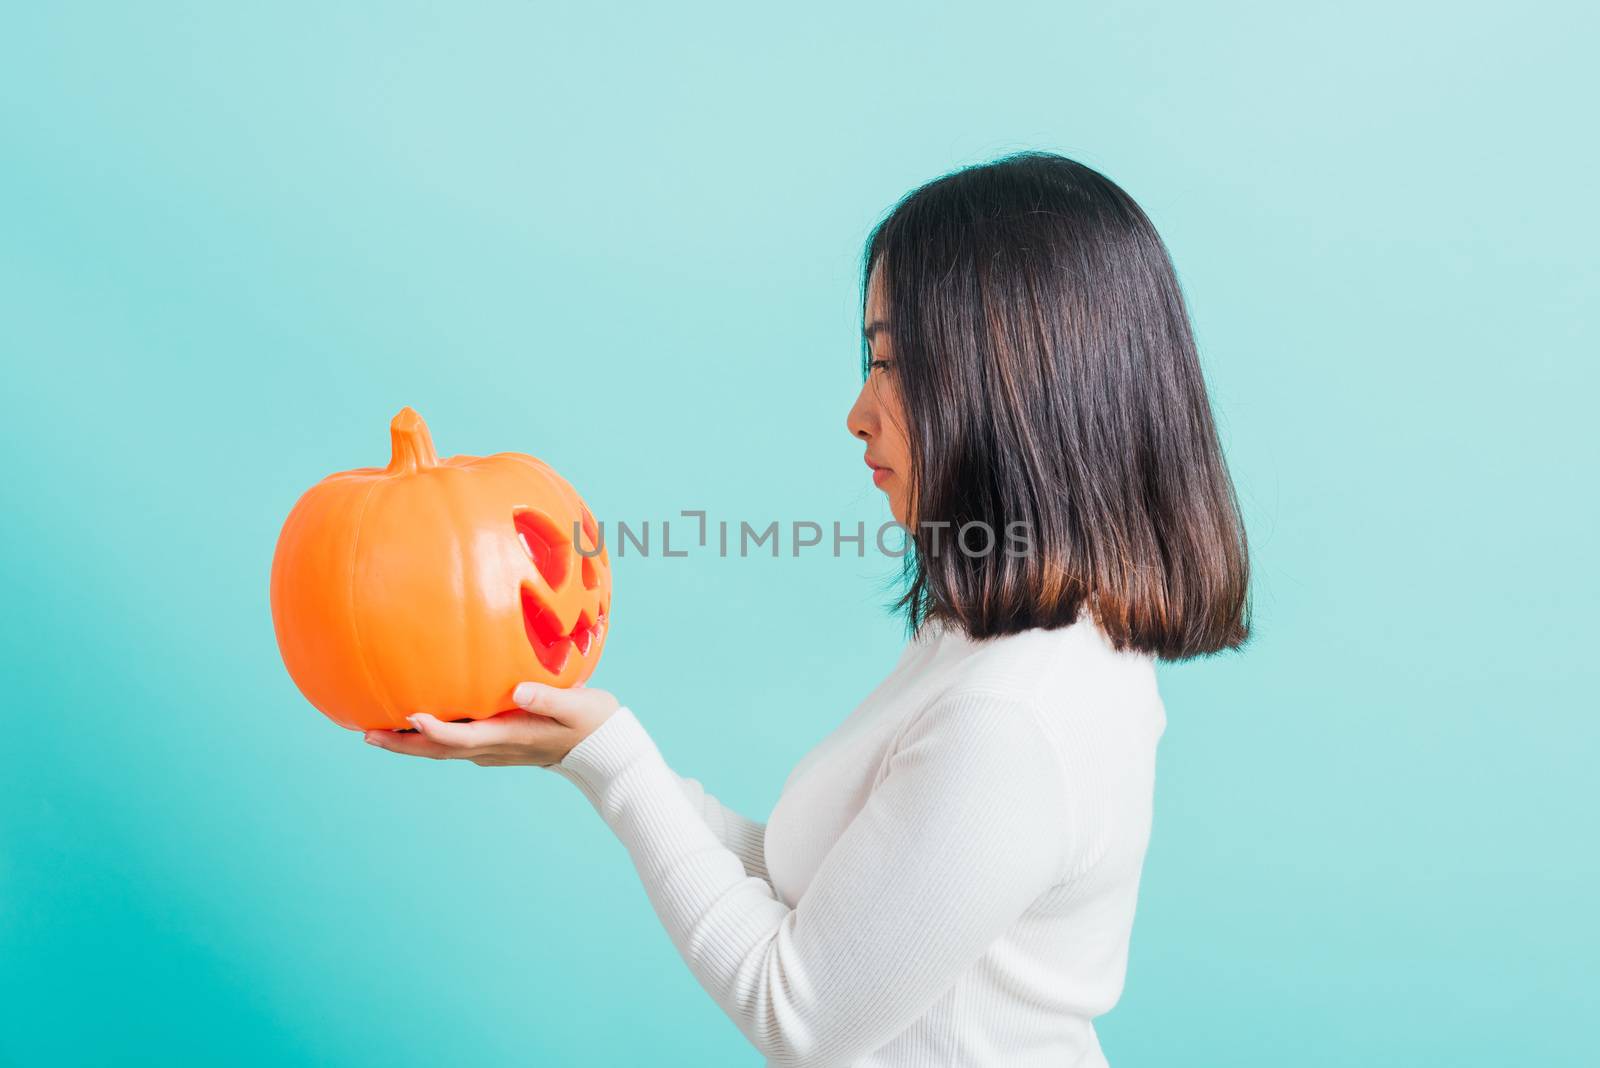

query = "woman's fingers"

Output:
[[364, 728, 470, 760], [365, 709, 565, 761], [362, 694, 610, 766], [408, 712, 493, 748], [410, 710, 560, 748]]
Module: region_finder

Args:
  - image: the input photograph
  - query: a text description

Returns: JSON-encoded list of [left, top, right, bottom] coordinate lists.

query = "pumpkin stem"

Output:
[[386, 407, 439, 473]]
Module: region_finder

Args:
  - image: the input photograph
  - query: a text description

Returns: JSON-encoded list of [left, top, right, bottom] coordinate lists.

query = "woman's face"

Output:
[[847, 260, 913, 527]]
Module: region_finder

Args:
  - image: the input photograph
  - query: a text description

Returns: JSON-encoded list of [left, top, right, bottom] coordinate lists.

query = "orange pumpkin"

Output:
[[270, 407, 612, 731]]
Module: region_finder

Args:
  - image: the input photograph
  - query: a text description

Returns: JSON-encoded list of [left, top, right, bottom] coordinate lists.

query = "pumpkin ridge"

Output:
[[346, 478, 398, 727]]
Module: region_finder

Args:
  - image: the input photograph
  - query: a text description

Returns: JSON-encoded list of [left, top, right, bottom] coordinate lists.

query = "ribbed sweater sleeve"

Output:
[[672, 771, 771, 883], [540, 691, 1073, 1068]]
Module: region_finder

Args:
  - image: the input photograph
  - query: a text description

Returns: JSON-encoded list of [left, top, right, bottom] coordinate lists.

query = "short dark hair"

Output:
[[863, 150, 1250, 661]]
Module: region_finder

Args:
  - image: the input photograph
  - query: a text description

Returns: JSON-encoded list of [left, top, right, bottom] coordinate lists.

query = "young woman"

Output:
[[367, 150, 1250, 1067]]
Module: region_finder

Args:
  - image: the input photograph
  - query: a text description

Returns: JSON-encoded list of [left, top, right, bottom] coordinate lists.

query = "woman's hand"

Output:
[[363, 682, 620, 767]]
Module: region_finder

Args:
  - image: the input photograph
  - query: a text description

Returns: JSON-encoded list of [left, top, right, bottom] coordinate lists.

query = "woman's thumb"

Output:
[[513, 681, 575, 718]]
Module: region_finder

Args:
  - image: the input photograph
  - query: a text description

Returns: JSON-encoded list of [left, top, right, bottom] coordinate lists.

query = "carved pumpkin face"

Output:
[[270, 407, 612, 731]]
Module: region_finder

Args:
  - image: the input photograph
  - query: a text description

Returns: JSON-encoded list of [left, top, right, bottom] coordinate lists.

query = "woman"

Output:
[[367, 150, 1250, 1067]]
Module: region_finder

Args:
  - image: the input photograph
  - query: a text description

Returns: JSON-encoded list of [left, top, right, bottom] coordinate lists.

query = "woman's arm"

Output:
[[672, 772, 771, 884], [540, 690, 1074, 1068], [360, 688, 771, 886]]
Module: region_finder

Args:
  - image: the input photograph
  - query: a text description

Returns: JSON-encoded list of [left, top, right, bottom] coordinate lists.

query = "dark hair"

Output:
[[863, 150, 1250, 661]]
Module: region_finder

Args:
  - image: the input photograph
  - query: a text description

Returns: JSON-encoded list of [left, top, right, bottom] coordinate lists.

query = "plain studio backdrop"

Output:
[[2, 3, 1594, 1065]]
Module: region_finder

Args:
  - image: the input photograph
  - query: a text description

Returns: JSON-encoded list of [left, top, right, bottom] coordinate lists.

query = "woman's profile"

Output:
[[367, 149, 1251, 1067]]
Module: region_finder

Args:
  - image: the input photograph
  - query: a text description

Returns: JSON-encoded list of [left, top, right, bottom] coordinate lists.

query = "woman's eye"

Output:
[[869, 359, 892, 374]]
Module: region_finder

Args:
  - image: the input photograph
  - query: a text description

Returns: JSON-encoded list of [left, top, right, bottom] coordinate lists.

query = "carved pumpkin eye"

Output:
[[513, 509, 570, 588]]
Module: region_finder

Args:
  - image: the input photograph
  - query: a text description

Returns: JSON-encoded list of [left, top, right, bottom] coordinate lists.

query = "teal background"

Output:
[[3, 3, 1595, 1065]]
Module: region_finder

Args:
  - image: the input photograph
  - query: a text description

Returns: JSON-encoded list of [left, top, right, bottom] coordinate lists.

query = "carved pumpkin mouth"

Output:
[[520, 586, 605, 674]]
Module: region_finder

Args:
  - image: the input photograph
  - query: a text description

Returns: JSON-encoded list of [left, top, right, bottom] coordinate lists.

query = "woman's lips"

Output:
[[866, 457, 892, 486]]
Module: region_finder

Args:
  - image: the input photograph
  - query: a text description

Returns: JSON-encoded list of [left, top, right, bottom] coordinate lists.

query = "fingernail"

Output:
[[364, 733, 380, 745], [513, 682, 536, 706], [406, 714, 422, 728]]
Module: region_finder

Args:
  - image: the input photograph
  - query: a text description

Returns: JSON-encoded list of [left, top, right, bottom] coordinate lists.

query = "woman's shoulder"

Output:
[[931, 613, 1165, 743]]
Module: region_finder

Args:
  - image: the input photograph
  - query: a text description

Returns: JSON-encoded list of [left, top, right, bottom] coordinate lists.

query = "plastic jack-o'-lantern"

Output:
[[270, 407, 612, 731]]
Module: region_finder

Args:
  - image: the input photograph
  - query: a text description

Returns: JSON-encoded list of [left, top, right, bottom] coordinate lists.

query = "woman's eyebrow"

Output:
[[863, 319, 890, 341]]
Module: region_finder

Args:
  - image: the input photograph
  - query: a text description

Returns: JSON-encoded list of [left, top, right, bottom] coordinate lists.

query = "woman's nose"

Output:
[[846, 383, 875, 440]]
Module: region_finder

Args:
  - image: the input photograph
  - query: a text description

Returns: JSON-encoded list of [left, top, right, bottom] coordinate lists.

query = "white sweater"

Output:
[[542, 610, 1167, 1067]]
